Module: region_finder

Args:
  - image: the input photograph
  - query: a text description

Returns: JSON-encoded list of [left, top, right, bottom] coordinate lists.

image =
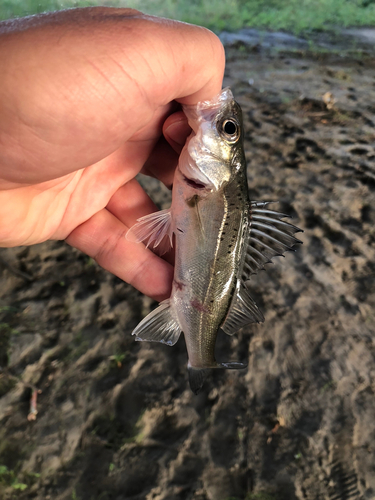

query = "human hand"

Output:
[[0, 7, 224, 300]]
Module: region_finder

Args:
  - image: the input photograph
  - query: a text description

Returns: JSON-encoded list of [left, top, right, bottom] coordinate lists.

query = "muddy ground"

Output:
[[0, 31, 375, 500]]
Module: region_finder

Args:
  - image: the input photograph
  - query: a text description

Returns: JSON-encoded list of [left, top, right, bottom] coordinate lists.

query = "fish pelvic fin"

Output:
[[126, 208, 173, 256], [132, 299, 181, 346]]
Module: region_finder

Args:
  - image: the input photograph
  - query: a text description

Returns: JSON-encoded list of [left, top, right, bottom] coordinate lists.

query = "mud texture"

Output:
[[0, 35, 375, 500]]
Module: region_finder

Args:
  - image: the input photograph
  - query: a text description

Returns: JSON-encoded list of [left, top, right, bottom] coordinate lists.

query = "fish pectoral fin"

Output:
[[126, 208, 173, 256], [242, 201, 303, 280], [132, 299, 181, 346], [221, 281, 264, 336]]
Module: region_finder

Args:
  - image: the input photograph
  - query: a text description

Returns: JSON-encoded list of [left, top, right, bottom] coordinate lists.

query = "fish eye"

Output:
[[220, 119, 240, 143]]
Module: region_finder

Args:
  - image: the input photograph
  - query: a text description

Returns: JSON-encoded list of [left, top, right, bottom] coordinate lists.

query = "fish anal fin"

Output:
[[132, 299, 181, 346], [126, 208, 173, 256], [221, 281, 264, 336]]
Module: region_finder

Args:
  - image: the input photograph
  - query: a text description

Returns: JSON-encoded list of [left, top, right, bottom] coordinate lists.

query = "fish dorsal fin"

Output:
[[242, 201, 303, 281], [221, 281, 264, 336], [132, 299, 181, 346], [126, 208, 173, 256]]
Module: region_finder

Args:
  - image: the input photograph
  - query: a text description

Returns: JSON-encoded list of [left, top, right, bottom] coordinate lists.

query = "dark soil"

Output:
[[1, 33, 375, 500]]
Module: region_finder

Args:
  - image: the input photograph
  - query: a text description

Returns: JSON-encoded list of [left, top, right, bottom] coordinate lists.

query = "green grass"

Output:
[[1, 0, 375, 34], [0, 465, 28, 492]]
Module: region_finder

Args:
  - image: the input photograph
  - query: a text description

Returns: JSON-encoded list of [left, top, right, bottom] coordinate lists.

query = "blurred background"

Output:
[[1, 0, 375, 33], [1, 2, 375, 500]]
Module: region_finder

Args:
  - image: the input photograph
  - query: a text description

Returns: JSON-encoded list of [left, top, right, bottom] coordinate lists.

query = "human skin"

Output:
[[0, 7, 225, 301]]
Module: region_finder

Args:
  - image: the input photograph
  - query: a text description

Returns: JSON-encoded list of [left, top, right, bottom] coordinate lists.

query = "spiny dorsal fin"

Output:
[[126, 208, 173, 256], [132, 299, 181, 346], [242, 201, 303, 281], [221, 280, 264, 336]]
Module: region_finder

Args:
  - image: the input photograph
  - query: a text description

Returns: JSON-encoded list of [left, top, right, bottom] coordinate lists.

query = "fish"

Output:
[[126, 88, 302, 394]]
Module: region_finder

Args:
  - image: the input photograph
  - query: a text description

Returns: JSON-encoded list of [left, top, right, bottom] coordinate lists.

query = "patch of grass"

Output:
[[0, 465, 28, 492], [0, 307, 18, 314], [0, 439, 38, 496], [0, 323, 18, 336], [0, 0, 88, 20], [108, 352, 127, 369], [1, 0, 375, 34]]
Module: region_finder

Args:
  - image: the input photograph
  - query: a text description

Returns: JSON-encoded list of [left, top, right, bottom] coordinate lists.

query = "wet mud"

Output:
[[0, 34, 375, 500]]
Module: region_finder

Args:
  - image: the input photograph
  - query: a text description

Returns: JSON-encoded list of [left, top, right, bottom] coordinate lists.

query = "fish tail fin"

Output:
[[188, 362, 247, 394], [188, 364, 210, 395]]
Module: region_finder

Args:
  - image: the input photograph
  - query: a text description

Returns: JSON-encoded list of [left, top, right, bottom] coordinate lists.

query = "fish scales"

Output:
[[173, 169, 248, 369], [127, 88, 302, 394]]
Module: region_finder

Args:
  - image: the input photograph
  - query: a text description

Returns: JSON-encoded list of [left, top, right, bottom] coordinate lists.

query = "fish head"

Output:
[[180, 88, 244, 191]]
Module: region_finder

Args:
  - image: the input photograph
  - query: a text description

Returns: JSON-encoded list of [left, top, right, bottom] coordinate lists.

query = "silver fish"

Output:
[[127, 88, 302, 394]]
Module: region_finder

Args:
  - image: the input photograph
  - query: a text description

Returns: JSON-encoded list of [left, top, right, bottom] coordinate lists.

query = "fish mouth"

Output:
[[182, 175, 207, 190]]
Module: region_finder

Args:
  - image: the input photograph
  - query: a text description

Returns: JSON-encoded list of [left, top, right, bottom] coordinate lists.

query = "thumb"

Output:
[[163, 111, 192, 154]]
